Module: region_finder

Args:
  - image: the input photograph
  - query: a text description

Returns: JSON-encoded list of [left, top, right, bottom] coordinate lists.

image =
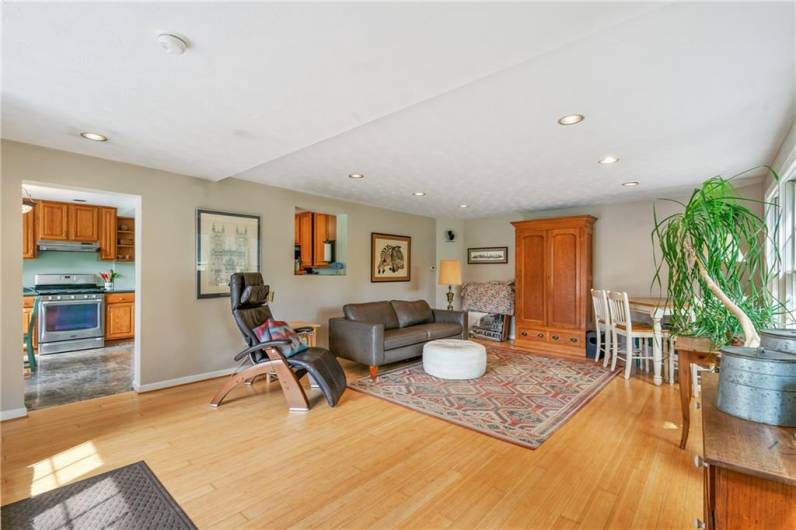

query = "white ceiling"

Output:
[[3, 2, 794, 218]]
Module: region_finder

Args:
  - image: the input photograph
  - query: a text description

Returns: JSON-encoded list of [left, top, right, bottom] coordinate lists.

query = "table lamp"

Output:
[[438, 259, 462, 310]]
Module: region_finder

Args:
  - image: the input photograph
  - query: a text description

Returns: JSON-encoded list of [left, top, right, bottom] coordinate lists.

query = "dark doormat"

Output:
[[1, 461, 196, 529]]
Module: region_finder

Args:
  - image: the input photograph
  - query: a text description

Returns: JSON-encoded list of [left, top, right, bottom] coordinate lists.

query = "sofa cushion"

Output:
[[420, 322, 463, 340], [383, 327, 429, 350], [343, 301, 399, 330], [390, 300, 433, 328], [383, 322, 463, 350]]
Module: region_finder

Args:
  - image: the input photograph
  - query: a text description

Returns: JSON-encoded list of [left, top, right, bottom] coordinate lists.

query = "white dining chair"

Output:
[[607, 291, 658, 379], [590, 289, 612, 366]]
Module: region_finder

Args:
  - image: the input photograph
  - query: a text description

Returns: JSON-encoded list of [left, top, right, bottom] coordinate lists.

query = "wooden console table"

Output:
[[676, 336, 720, 449], [697, 373, 795, 529]]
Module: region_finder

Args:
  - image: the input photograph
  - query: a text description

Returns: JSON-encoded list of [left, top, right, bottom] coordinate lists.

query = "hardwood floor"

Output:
[[1, 349, 703, 529]]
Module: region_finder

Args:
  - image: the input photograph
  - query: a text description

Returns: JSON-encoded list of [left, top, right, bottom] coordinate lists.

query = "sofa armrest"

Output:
[[432, 309, 468, 338], [328, 318, 385, 366]]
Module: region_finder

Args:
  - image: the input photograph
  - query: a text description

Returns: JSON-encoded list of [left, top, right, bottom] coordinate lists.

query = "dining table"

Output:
[[627, 297, 674, 386]]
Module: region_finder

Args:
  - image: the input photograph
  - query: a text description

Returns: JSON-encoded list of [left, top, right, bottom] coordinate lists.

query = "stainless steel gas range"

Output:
[[34, 274, 105, 354]]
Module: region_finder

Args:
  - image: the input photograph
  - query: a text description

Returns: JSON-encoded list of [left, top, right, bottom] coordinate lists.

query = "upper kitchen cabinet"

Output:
[[294, 208, 345, 275], [36, 200, 69, 240], [36, 200, 100, 242], [22, 208, 36, 259], [68, 204, 99, 241], [98, 207, 118, 260]]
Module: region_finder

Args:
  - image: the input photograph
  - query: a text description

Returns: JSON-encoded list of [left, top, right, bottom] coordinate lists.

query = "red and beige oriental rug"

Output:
[[349, 346, 617, 449]]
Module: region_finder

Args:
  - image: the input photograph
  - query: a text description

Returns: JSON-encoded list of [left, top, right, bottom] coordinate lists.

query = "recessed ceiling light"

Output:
[[459, 204, 468, 208], [157, 33, 189, 55], [622, 181, 640, 187], [80, 132, 108, 142], [413, 192, 426, 197], [557, 114, 584, 126], [599, 156, 619, 165], [348, 173, 365, 179]]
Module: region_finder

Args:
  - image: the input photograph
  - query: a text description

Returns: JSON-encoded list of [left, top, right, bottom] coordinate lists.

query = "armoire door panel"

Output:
[[547, 228, 579, 329], [518, 231, 546, 325]]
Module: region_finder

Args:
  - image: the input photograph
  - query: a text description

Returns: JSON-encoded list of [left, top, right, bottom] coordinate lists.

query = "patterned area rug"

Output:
[[349, 346, 617, 449], [1, 461, 196, 529]]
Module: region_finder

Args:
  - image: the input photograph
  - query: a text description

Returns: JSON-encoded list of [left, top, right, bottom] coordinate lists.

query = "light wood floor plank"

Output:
[[1, 350, 703, 528]]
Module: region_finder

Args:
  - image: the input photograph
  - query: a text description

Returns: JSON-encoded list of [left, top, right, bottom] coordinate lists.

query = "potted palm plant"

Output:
[[653, 169, 796, 427], [652, 170, 780, 349]]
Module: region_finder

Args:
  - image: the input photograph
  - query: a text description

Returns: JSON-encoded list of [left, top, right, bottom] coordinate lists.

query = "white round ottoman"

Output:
[[422, 339, 487, 380]]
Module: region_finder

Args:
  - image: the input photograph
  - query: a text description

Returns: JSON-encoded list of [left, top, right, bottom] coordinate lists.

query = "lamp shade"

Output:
[[438, 259, 462, 286]]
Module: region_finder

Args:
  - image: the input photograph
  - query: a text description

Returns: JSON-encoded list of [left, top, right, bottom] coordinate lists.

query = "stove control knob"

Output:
[[56, 296, 62, 300], [70, 295, 76, 300]]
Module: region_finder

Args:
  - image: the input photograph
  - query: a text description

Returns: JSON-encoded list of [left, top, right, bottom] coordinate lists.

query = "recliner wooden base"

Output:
[[210, 358, 310, 412]]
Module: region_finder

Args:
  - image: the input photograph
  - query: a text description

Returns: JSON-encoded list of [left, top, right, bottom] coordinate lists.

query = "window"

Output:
[[767, 174, 796, 326]]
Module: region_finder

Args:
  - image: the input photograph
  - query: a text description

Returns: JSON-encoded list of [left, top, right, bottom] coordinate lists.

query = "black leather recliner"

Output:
[[210, 272, 347, 411]]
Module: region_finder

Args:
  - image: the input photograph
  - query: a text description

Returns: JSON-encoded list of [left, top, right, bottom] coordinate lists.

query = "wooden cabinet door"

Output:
[[98, 207, 118, 260], [327, 214, 337, 241], [22, 208, 36, 259], [106, 302, 134, 340], [37, 201, 69, 240], [313, 213, 329, 266], [547, 228, 580, 329], [296, 212, 313, 268], [68, 204, 99, 241], [516, 230, 547, 327]]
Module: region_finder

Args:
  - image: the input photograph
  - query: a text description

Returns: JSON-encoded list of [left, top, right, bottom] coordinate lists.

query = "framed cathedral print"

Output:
[[196, 209, 260, 298]]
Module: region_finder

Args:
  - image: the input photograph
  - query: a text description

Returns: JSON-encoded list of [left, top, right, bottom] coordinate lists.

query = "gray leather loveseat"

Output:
[[329, 300, 467, 379]]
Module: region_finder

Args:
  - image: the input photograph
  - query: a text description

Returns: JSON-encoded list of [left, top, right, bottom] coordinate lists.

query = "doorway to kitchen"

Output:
[[21, 181, 141, 411]]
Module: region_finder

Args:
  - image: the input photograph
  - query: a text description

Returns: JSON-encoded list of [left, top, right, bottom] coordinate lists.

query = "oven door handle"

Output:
[[40, 299, 104, 308]]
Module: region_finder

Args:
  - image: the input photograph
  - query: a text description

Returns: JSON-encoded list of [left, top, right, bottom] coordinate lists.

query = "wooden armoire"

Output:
[[512, 215, 596, 356]]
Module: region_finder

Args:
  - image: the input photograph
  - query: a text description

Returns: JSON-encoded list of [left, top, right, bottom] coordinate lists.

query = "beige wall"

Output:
[[1, 140, 436, 416], [434, 218, 465, 309], [463, 182, 764, 297]]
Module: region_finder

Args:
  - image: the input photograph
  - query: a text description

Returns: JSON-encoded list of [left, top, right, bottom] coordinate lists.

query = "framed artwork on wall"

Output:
[[467, 246, 508, 264], [371, 232, 411, 282], [196, 209, 260, 299]]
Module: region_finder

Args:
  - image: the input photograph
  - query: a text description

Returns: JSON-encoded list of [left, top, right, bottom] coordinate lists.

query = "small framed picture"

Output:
[[371, 233, 411, 282], [467, 246, 508, 264], [196, 209, 261, 298]]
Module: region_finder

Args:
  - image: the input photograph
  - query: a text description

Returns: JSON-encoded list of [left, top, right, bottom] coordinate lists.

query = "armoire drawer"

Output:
[[517, 327, 547, 342], [548, 331, 583, 347]]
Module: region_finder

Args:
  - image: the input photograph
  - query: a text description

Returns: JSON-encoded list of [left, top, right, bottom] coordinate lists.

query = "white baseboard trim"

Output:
[[1, 407, 28, 421], [134, 367, 236, 393]]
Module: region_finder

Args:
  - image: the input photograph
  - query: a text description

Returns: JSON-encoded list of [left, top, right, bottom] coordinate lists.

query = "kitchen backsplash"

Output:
[[23, 251, 135, 290]]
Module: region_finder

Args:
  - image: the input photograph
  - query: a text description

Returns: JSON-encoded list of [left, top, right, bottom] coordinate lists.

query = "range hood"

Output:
[[37, 240, 99, 252]]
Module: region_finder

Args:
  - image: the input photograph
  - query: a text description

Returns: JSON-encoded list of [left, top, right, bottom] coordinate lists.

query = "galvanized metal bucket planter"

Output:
[[717, 329, 796, 427]]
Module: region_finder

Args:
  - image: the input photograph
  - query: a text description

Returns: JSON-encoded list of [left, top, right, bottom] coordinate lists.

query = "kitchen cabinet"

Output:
[[295, 212, 313, 269], [116, 217, 135, 262], [35, 200, 100, 242], [295, 211, 338, 271], [313, 213, 330, 266], [37, 201, 69, 240], [22, 296, 37, 350], [68, 204, 99, 241], [22, 208, 36, 259], [99, 207, 118, 260], [105, 293, 134, 340]]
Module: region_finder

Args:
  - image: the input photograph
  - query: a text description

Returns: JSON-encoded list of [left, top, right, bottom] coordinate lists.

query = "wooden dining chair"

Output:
[[606, 291, 658, 379], [590, 289, 612, 366]]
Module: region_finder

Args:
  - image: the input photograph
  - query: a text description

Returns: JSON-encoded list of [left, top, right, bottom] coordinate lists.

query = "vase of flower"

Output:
[[99, 270, 119, 291]]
